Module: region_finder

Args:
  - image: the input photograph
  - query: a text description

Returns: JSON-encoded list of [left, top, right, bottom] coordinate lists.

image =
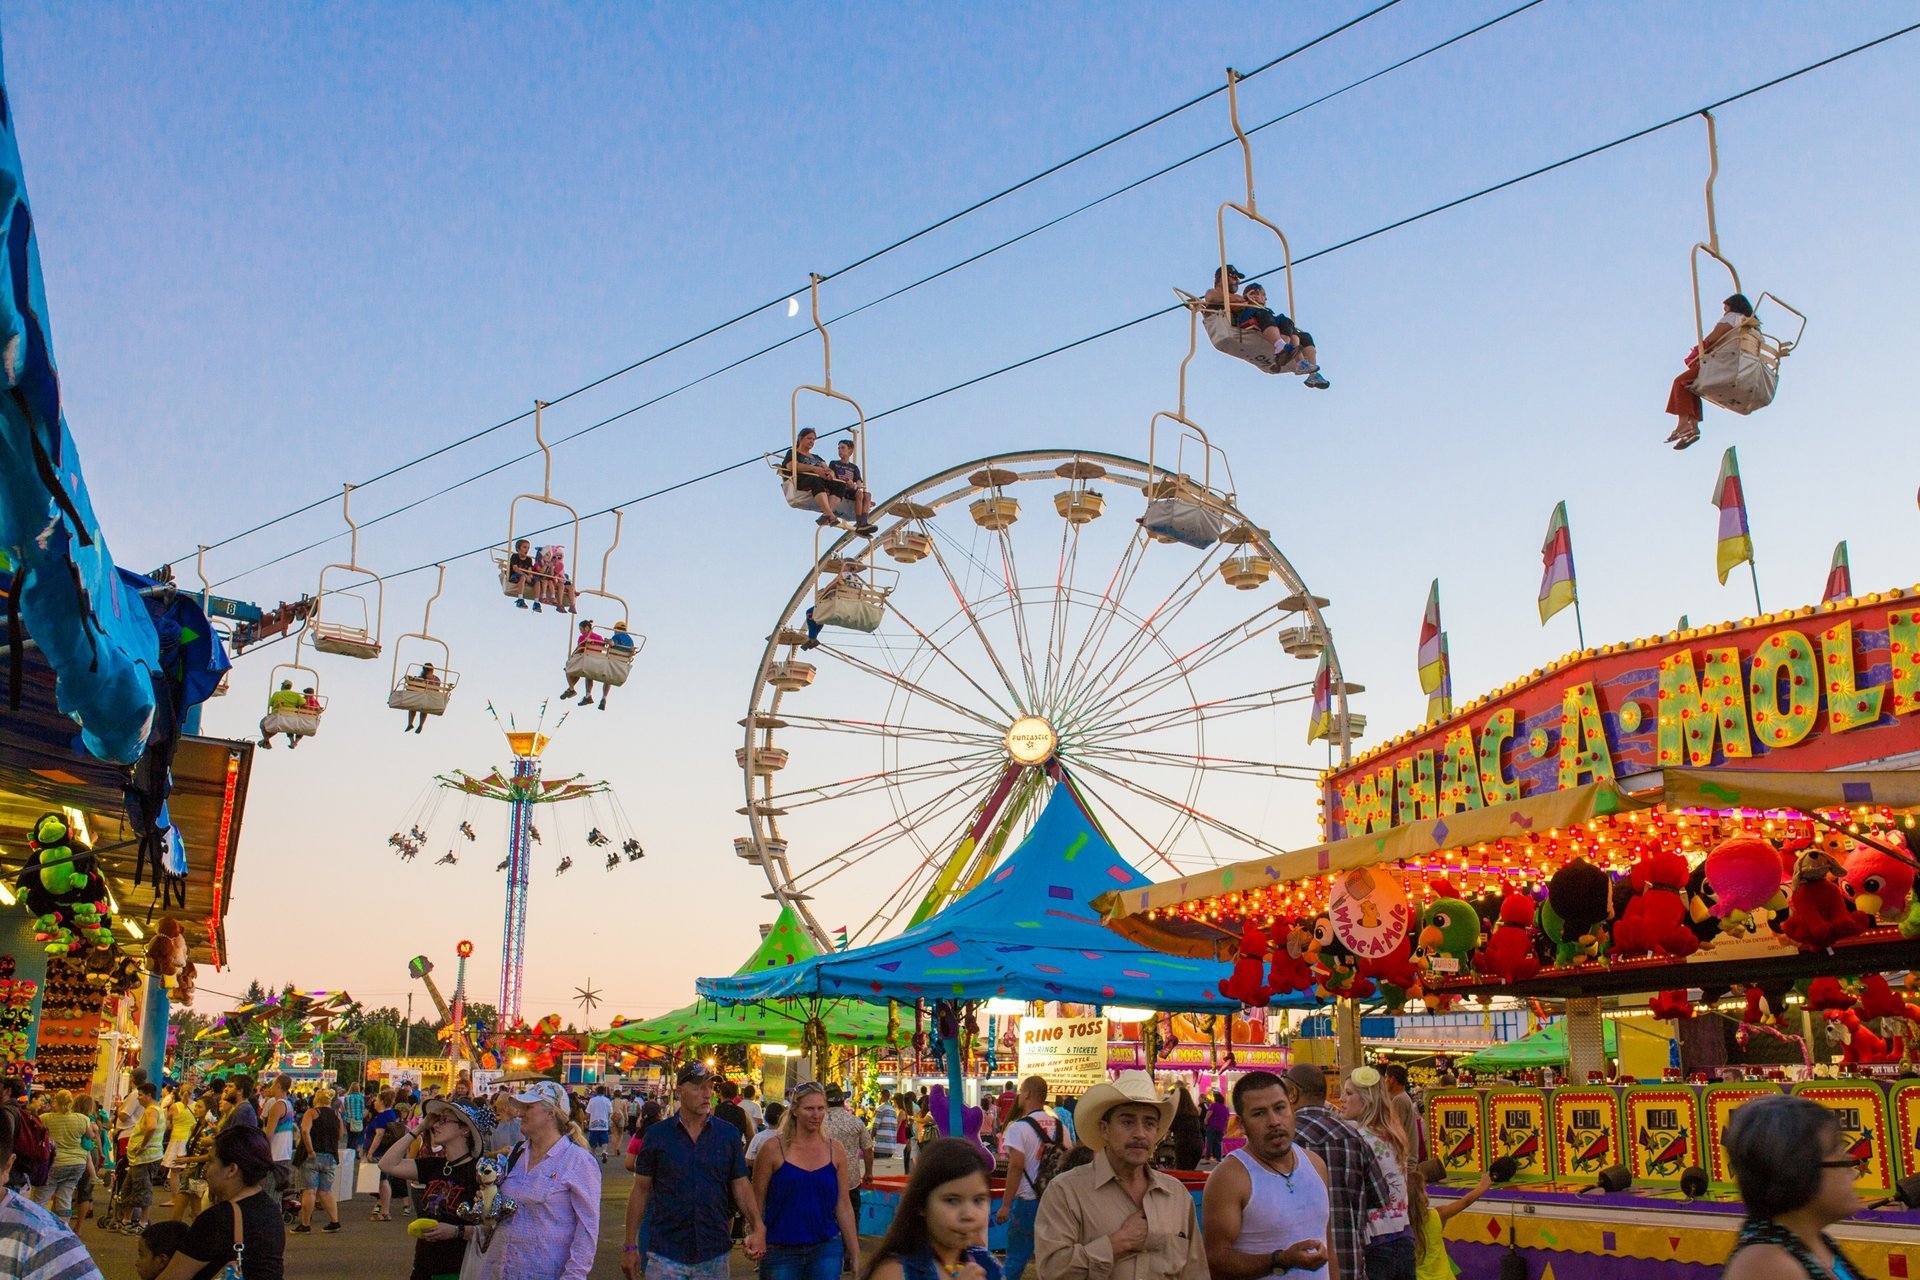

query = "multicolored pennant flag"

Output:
[[1538, 501, 1577, 623], [1418, 579, 1446, 693], [1426, 633, 1453, 723], [1824, 540, 1852, 604], [832, 926, 850, 951], [1711, 446, 1754, 585], [1306, 648, 1333, 744]]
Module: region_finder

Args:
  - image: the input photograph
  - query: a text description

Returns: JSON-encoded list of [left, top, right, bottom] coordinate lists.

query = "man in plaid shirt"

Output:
[[1284, 1065, 1390, 1280]]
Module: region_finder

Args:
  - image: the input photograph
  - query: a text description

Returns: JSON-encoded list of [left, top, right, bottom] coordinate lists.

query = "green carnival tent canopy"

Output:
[[590, 906, 890, 1049], [1458, 1018, 1616, 1070]]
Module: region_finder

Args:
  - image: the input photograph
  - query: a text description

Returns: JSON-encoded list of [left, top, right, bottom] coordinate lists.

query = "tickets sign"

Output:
[[1016, 1016, 1109, 1094]]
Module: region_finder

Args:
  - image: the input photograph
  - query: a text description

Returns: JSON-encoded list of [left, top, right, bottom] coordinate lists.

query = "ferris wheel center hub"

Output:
[[1004, 716, 1058, 765]]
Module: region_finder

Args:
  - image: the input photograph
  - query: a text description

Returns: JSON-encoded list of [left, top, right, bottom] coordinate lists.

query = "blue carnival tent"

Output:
[[698, 782, 1256, 1011]]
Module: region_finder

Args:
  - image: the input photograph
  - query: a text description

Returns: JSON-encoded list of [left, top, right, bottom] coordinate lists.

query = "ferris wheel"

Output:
[[737, 444, 1358, 952]]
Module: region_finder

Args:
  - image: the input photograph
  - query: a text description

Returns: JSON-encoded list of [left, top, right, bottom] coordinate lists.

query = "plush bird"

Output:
[[1648, 989, 1694, 1021], [1855, 973, 1920, 1024], [1472, 892, 1541, 983], [1702, 835, 1788, 927], [1359, 936, 1424, 1012], [1545, 860, 1613, 964], [1414, 880, 1481, 978], [1308, 914, 1374, 1000], [1842, 836, 1916, 924], [1612, 849, 1702, 959], [1777, 839, 1871, 951]]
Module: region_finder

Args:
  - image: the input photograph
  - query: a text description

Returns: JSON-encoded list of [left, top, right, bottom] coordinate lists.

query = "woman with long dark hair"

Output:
[[1721, 1095, 1865, 1280], [862, 1138, 1000, 1280], [155, 1125, 286, 1279], [1169, 1083, 1205, 1170]]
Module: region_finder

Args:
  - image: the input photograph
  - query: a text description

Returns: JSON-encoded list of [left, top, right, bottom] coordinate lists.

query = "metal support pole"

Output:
[[1334, 998, 1361, 1075], [1566, 997, 1607, 1083], [500, 750, 540, 1025]]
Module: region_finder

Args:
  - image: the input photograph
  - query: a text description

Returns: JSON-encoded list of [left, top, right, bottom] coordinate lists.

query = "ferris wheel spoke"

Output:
[[1069, 600, 1290, 732], [881, 595, 1023, 726], [1054, 543, 1226, 728], [786, 759, 1006, 888], [988, 520, 1043, 705], [777, 714, 1001, 748], [1061, 771, 1184, 876], [1050, 525, 1149, 718], [1092, 684, 1313, 741], [1039, 509, 1075, 705], [1068, 742, 1322, 781], [849, 783, 1011, 942], [812, 642, 1010, 734], [1067, 758, 1294, 861], [765, 747, 1005, 809], [918, 526, 1030, 716]]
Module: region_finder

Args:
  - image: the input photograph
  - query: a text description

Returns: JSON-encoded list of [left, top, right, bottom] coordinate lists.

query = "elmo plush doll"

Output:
[[1472, 893, 1541, 984], [1778, 838, 1871, 951], [1612, 849, 1702, 959], [1218, 919, 1271, 1006], [1648, 989, 1694, 1021], [1265, 920, 1316, 997]]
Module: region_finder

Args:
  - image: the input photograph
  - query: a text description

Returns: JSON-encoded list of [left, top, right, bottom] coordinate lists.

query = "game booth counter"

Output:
[[1098, 591, 1920, 1279]]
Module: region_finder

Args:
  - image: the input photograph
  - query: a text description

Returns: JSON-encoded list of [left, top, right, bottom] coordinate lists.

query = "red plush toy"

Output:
[[1648, 989, 1693, 1021], [1741, 985, 1781, 1025], [1265, 920, 1316, 997], [1218, 919, 1271, 1006], [1827, 1009, 1902, 1065], [1472, 893, 1541, 984], [1804, 976, 1857, 1012], [1612, 850, 1702, 959], [1777, 840, 1872, 951], [1359, 936, 1425, 1012], [1856, 972, 1920, 1023], [1842, 836, 1917, 923]]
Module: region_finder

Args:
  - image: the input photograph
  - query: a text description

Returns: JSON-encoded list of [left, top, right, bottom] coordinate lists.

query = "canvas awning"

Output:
[[1458, 1018, 1615, 1070]]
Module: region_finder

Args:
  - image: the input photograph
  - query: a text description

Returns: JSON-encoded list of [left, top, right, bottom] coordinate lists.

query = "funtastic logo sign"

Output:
[[1323, 595, 1920, 840]]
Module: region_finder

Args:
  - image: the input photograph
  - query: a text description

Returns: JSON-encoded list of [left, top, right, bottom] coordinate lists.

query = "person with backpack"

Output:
[[993, 1077, 1063, 1280], [0, 1101, 102, 1280]]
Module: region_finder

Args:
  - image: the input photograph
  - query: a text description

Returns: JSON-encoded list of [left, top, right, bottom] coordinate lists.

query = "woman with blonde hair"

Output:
[[35, 1088, 94, 1224], [482, 1080, 599, 1280], [1339, 1066, 1416, 1280], [753, 1080, 861, 1280]]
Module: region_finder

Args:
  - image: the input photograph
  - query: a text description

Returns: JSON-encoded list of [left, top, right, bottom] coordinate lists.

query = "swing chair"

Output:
[[1688, 111, 1807, 416], [810, 553, 898, 636], [562, 509, 645, 693], [310, 484, 385, 659], [1142, 307, 1237, 551], [770, 275, 877, 532], [387, 563, 460, 718], [194, 547, 233, 696], [492, 401, 583, 607], [1176, 69, 1313, 379]]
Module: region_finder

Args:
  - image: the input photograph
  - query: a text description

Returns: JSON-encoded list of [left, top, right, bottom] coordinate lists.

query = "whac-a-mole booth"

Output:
[[1100, 592, 1920, 1279]]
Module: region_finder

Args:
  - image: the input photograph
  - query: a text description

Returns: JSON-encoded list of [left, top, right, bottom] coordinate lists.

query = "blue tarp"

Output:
[[698, 784, 1252, 1012], [0, 35, 165, 763]]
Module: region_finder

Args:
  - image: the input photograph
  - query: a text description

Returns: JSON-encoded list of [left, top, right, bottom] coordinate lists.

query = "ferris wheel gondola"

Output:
[[309, 484, 385, 659], [387, 563, 460, 726]]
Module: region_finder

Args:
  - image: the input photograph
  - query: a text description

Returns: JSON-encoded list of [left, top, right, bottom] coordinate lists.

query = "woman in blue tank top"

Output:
[[753, 1082, 861, 1280], [861, 1139, 1001, 1280]]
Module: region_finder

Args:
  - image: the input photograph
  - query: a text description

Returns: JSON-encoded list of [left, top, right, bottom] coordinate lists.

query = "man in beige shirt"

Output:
[[1034, 1071, 1209, 1280]]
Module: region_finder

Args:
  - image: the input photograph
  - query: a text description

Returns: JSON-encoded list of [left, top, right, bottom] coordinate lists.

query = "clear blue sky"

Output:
[[6, 2, 1916, 1020]]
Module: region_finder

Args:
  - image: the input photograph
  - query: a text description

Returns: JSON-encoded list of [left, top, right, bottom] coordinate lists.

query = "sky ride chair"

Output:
[[193, 547, 233, 696], [562, 509, 645, 696], [1688, 110, 1807, 417], [308, 483, 385, 659], [260, 635, 326, 745], [770, 274, 877, 532], [387, 563, 460, 720], [1176, 68, 1313, 380], [491, 400, 582, 606], [1141, 308, 1240, 551]]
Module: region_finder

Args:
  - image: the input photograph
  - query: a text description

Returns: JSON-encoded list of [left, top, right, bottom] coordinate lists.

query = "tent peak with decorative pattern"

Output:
[[698, 785, 1253, 1011]]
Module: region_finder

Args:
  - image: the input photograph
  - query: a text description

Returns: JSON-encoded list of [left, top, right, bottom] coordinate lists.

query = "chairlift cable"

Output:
[[169, 0, 1410, 568], [217, 20, 1919, 603]]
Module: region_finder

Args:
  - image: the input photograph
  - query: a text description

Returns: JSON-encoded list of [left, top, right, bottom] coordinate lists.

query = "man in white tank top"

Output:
[[1201, 1070, 1337, 1280]]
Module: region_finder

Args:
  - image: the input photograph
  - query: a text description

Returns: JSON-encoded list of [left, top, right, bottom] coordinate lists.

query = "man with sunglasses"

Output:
[[623, 1061, 765, 1280]]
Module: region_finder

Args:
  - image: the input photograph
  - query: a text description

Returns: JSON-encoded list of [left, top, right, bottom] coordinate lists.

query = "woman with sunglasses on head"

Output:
[[154, 1126, 284, 1279], [754, 1082, 860, 1280], [1721, 1095, 1866, 1280], [862, 1138, 999, 1280]]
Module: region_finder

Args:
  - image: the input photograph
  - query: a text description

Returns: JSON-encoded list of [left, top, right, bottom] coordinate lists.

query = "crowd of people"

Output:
[[0, 1062, 1869, 1280]]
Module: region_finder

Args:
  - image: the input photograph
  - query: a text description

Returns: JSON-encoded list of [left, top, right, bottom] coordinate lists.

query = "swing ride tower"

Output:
[[436, 728, 612, 1027]]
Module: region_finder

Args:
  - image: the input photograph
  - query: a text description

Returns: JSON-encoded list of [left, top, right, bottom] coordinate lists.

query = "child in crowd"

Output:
[[1413, 1168, 1491, 1280], [136, 1219, 191, 1280], [862, 1138, 1001, 1280]]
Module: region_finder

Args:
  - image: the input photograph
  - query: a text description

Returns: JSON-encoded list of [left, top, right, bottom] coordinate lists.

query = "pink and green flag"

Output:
[[1538, 501, 1577, 623], [1426, 633, 1453, 723], [1418, 579, 1446, 693], [1823, 540, 1852, 604], [1711, 446, 1753, 585], [1306, 648, 1333, 744]]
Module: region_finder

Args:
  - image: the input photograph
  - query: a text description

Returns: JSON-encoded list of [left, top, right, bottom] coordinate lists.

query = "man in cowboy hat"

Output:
[[1202, 1070, 1335, 1280], [1033, 1071, 1207, 1280]]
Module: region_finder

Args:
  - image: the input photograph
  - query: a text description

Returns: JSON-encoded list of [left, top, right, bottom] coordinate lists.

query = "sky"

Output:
[[4, 2, 1917, 1024]]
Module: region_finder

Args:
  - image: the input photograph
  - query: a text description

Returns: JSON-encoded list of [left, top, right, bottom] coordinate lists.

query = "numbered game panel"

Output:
[[1549, 1087, 1622, 1181], [1485, 1089, 1552, 1183], [1622, 1084, 1702, 1184], [1426, 1088, 1487, 1178], [1792, 1081, 1894, 1198]]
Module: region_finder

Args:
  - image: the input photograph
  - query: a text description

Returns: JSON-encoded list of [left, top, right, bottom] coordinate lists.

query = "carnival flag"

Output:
[[1306, 648, 1334, 744], [1824, 540, 1852, 604], [1426, 633, 1453, 723], [1711, 446, 1754, 585], [1418, 579, 1446, 693], [1537, 501, 1577, 623]]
